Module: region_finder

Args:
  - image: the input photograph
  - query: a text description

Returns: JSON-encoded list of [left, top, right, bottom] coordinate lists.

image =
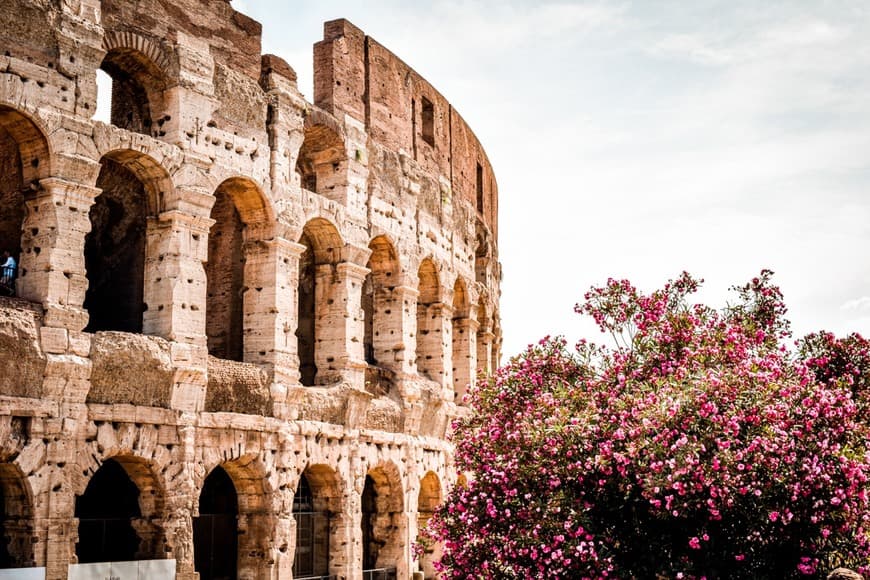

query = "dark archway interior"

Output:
[[194, 466, 238, 580], [206, 187, 245, 361], [75, 459, 142, 564], [362, 274, 375, 364], [0, 463, 32, 569], [84, 158, 147, 333], [361, 475, 379, 570], [0, 120, 23, 271], [0, 481, 7, 568], [297, 233, 316, 386]]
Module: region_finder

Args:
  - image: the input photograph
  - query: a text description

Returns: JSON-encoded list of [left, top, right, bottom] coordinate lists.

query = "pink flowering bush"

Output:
[[422, 271, 870, 578]]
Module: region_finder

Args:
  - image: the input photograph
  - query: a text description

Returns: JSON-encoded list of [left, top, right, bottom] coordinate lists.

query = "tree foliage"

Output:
[[422, 271, 870, 579]]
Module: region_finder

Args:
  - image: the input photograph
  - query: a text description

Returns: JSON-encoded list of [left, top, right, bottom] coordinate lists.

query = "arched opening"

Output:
[[416, 472, 442, 579], [362, 466, 403, 578], [194, 466, 239, 580], [294, 465, 342, 579], [205, 178, 271, 362], [0, 106, 49, 298], [0, 463, 33, 569], [84, 151, 165, 333], [296, 219, 343, 386], [451, 279, 471, 400], [75, 457, 164, 564], [415, 259, 441, 383], [296, 123, 345, 202], [99, 46, 168, 137], [363, 236, 399, 368], [297, 232, 317, 386]]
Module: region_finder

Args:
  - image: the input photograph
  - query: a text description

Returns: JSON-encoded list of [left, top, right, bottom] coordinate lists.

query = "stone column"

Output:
[[451, 317, 478, 403], [142, 209, 213, 345], [416, 302, 451, 391], [18, 177, 99, 331], [374, 285, 418, 375], [476, 321, 494, 377], [242, 237, 306, 386], [315, 261, 369, 385]]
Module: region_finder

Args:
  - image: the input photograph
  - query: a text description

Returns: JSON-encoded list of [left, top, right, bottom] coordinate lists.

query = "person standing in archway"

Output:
[[0, 250, 16, 295]]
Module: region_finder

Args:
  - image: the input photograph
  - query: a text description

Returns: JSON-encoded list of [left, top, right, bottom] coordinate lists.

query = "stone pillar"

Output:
[[18, 177, 99, 331], [166, 424, 197, 580], [451, 317, 478, 403], [142, 209, 213, 345], [374, 285, 418, 375], [477, 321, 494, 377], [416, 302, 451, 392], [315, 261, 369, 385], [242, 237, 305, 386]]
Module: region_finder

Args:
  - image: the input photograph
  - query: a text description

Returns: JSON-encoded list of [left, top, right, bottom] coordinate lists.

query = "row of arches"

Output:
[[96, 33, 359, 207], [0, 102, 498, 396], [0, 457, 444, 578]]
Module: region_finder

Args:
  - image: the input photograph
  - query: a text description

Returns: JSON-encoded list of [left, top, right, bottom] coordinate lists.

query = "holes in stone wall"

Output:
[[416, 259, 440, 382]]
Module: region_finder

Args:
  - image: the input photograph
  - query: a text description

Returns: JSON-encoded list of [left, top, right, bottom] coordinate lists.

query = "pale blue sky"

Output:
[[229, 0, 870, 357]]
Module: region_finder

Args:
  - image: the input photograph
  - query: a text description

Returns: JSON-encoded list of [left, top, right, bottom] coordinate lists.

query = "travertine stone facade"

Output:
[[0, 1, 501, 579]]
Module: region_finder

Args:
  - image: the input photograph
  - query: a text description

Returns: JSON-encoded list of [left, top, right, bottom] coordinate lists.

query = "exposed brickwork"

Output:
[[0, 2, 500, 579]]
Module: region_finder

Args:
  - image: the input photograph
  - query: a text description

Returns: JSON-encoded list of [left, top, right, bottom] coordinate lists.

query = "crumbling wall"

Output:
[[0, 298, 45, 399]]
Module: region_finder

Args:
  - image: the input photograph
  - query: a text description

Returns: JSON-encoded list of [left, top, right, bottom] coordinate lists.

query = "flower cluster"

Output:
[[421, 271, 870, 579]]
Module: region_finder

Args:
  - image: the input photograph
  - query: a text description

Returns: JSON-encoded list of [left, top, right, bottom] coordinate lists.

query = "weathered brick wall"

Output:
[[0, 2, 499, 579]]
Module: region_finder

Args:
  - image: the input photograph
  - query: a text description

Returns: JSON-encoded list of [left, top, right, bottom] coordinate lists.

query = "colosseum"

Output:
[[0, 1, 501, 579]]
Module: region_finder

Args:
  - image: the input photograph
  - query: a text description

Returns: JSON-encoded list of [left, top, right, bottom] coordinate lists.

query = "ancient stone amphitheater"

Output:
[[0, 1, 501, 579]]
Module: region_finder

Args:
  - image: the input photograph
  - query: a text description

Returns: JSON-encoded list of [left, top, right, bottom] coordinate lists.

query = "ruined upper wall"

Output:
[[314, 19, 499, 239], [101, 0, 263, 80]]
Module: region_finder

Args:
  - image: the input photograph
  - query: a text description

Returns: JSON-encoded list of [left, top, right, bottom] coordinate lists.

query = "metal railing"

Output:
[[292, 510, 331, 579], [0, 265, 15, 297], [362, 568, 397, 580]]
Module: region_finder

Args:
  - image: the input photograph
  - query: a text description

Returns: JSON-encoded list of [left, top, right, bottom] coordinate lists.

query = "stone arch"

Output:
[[363, 235, 400, 367], [85, 149, 170, 333], [296, 114, 347, 202], [0, 105, 51, 297], [0, 462, 34, 569], [195, 456, 273, 580], [416, 471, 442, 579], [296, 218, 344, 386], [293, 464, 343, 579], [75, 455, 166, 564], [362, 463, 405, 574], [206, 177, 275, 361], [416, 258, 443, 383], [100, 31, 174, 137]]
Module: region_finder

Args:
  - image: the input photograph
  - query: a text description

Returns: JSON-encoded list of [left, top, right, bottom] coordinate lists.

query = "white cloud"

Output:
[[841, 297, 870, 312]]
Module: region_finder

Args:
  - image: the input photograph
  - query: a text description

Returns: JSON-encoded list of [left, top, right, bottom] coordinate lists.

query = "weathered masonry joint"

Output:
[[0, 2, 501, 579]]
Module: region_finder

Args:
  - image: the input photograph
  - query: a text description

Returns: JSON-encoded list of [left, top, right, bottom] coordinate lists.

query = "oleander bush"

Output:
[[422, 271, 870, 579]]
